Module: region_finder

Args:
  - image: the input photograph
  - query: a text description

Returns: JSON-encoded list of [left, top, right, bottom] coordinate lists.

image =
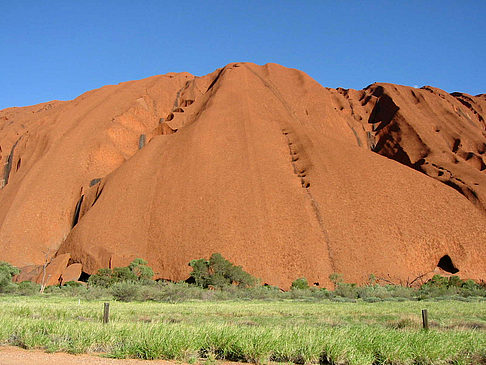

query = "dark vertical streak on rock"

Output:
[[138, 134, 146, 150], [2, 137, 21, 187], [72, 195, 84, 228]]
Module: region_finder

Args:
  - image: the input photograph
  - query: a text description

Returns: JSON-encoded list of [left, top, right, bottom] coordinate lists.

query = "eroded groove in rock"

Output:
[[1, 62, 485, 288], [363, 85, 485, 212], [451, 92, 486, 127], [138, 134, 146, 150], [336, 88, 366, 147], [366, 131, 376, 150], [72, 195, 84, 228], [281, 128, 336, 273], [1, 137, 21, 188], [172, 88, 183, 108], [91, 185, 104, 207], [346, 121, 362, 147], [206, 68, 225, 92]]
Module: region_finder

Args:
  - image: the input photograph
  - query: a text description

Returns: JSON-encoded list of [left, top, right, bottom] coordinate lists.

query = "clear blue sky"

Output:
[[1, 1, 484, 109]]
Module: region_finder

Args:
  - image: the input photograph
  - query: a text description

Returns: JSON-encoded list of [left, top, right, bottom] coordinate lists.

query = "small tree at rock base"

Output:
[[329, 272, 344, 290], [291, 277, 309, 290], [129, 258, 154, 281], [0, 261, 20, 293], [189, 258, 211, 287], [88, 268, 113, 288], [88, 258, 154, 287], [111, 267, 137, 283], [189, 253, 257, 289]]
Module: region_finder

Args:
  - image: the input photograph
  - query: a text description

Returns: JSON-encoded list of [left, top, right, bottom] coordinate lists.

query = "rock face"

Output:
[[60, 263, 83, 284], [0, 63, 485, 288], [36, 253, 71, 287]]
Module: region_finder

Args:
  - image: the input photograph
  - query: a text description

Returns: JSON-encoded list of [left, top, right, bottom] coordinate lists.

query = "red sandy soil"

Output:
[[0, 346, 178, 365], [0, 63, 485, 289]]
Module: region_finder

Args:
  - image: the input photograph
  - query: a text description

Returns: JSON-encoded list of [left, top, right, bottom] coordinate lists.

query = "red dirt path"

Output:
[[0, 346, 178, 365]]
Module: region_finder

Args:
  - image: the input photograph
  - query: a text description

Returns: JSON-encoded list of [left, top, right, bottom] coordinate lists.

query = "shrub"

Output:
[[88, 268, 113, 288], [188, 253, 257, 288], [448, 275, 463, 288], [188, 258, 210, 287], [462, 279, 479, 290], [153, 282, 207, 303], [82, 286, 111, 301], [422, 274, 453, 289], [111, 282, 140, 302], [329, 273, 343, 290], [335, 283, 358, 299], [291, 277, 309, 290], [16, 281, 40, 296], [129, 258, 154, 281], [88, 258, 154, 288], [0, 261, 20, 293], [111, 267, 137, 283], [58, 284, 88, 297], [416, 275, 486, 299]]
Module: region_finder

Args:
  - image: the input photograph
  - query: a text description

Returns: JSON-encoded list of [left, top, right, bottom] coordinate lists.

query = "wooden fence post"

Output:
[[422, 309, 428, 330], [103, 302, 110, 324]]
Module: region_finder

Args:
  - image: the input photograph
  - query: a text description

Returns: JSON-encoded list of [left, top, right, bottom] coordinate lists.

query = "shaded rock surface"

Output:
[[35, 253, 71, 287], [61, 263, 83, 284], [0, 63, 485, 288]]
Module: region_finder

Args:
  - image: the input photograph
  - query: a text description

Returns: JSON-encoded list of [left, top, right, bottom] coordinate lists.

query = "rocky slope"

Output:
[[1, 63, 485, 288]]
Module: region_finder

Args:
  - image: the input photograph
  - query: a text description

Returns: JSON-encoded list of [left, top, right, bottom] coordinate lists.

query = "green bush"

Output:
[[88, 258, 154, 288], [88, 268, 113, 288], [16, 281, 40, 295], [129, 258, 154, 281], [82, 286, 111, 301], [188, 258, 210, 287], [335, 283, 358, 299], [189, 253, 257, 288], [0, 261, 20, 293], [329, 272, 343, 290], [412, 275, 486, 299], [111, 281, 140, 302], [291, 277, 309, 290], [448, 275, 463, 287], [421, 274, 465, 290], [111, 267, 137, 283], [462, 279, 479, 290]]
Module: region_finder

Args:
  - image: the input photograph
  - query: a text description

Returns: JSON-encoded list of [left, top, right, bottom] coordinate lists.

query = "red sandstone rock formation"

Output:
[[1, 63, 485, 288]]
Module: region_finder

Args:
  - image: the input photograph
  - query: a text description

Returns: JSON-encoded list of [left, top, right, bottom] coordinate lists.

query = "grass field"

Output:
[[0, 296, 484, 364]]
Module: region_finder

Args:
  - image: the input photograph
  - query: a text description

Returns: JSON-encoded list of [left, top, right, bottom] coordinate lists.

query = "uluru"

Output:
[[0, 62, 485, 289]]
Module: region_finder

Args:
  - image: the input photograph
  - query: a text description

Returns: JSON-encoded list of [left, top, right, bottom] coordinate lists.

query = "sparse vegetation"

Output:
[[0, 256, 484, 302], [0, 257, 486, 363]]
